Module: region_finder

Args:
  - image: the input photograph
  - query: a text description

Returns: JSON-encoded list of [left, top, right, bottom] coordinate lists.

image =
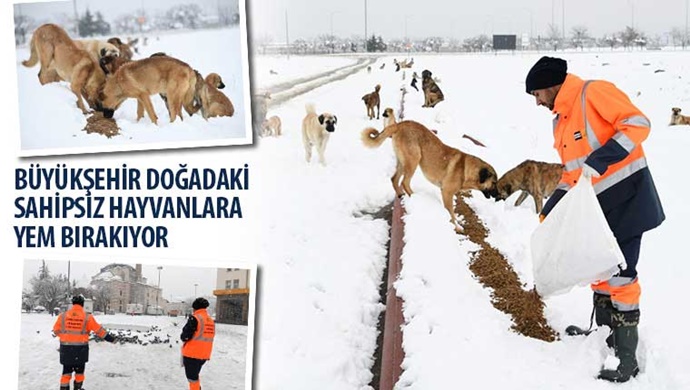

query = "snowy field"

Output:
[[252, 51, 690, 389], [251, 55, 358, 91], [15, 27, 250, 155], [18, 313, 248, 389]]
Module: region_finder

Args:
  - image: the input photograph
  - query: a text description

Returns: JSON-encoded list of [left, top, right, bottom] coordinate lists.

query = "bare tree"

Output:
[[620, 26, 642, 49], [22, 290, 35, 312], [570, 25, 590, 50], [30, 273, 69, 311], [547, 24, 563, 51], [93, 283, 112, 313]]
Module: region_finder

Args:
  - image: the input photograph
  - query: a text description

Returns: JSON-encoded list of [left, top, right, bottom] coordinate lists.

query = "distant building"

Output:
[[213, 268, 250, 325], [91, 264, 162, 314]]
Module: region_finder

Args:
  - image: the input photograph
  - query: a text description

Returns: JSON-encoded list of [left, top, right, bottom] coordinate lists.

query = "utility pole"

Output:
[[364, 0, 368, 51], [562, 0, 565, 39], [67, 261, 71, 295], [72, 0, 79, 36], [157, 266, 162, 315], [285, 10, 290, 59]]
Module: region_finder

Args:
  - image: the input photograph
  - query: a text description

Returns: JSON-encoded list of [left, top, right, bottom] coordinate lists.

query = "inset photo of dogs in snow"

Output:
[[13, 0, 252, 156]]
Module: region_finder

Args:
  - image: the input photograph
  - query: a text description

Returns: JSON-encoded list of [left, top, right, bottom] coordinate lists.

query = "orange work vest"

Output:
[[182, 309, 215, 360], [52, 305, 106, 346], [551, 74, 651, 195]]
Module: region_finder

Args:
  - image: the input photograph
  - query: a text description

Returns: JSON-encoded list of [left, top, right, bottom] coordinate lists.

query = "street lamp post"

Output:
[[156, 266, 162, 315], [562, 0, 565, 40], [194, 283, 198, 297], [364, 0, 368, 51]]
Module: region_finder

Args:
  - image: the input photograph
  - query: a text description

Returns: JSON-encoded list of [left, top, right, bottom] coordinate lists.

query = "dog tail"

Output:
[[361, 124, 397, 148], [305, 103, 316, 115], [22, 33, 39, 67]]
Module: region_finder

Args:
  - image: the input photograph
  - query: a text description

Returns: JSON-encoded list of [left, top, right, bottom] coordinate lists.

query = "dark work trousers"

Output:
[[617, 234, 642, 279], [62, 364, 85, 376], [183, 356, 207, 381]]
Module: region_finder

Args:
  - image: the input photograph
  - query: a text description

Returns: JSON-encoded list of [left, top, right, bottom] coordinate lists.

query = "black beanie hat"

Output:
[[525, 56, 567, 94], [192, 297, 209, 310], [72, 294, 85, 306]]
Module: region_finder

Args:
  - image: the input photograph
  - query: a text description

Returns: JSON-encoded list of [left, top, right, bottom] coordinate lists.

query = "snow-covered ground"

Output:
[[15, 27, 251, 155], [251, 55, 359, 91], [252, 51, 690, 389], [18, 313, 247, 389]]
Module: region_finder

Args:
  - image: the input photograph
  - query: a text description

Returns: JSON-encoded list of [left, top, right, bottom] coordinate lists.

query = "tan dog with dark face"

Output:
[[302, 104, 337, 165], [197, 73, 234, 119], [421, 69, 444, 108], [99, 55, 197, 124], [261, 116, 282, 137], [74, 40, 120, 64], [107, 37, 134, 60], [669, 107, 690, 125], [382, 107, 396, 127], [362, 121, 498, 232], [21, 23, 105, 114], [494, 160, 564, 214], [362, 84, 381, 120]]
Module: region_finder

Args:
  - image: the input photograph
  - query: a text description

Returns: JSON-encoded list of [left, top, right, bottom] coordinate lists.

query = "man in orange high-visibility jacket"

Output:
[[181, 297, 216, 390], [53, 295, 117, 390], [526, 56, 665, 383]]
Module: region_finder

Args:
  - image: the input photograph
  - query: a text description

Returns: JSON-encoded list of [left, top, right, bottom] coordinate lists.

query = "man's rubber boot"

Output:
[[59, 386, 69, 390], [73, 382, 83, 390], [593, 293, 615, 349], [598, 309, 640, 383]]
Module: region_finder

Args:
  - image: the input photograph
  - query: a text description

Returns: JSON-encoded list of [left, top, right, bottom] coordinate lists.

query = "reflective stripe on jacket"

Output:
[[541, 74, 664, 239], [52, 304, 107, 346], [182, 309, 215, 360]]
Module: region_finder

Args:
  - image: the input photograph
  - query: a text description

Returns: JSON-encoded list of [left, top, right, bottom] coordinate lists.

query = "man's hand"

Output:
[[582, 164, 601, 178]]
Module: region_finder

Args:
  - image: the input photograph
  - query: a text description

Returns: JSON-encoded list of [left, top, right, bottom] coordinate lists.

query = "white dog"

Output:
[[302, 104, 337, 165]]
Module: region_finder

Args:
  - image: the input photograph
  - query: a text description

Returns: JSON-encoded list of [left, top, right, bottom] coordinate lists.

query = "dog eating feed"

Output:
[[494, 160, 564, 214], [361, 120, 498, 232]]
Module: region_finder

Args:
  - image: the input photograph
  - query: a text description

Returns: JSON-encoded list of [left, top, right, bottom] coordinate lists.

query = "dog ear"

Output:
[[333, 115, 337, 124], [479, 167, 492, 184], [318, 114, 325, 125]]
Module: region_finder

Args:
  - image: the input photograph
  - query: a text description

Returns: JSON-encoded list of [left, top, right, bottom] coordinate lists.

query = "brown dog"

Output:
[[669, 107, 690, 125], [99, 55, 197, 124], [143, 52, 202, 118], [99, 54, 130, 75], [362, 84, 381, 120], [422, 69, 444, 108], [303, 104, 337, 165], [362, 121, 498, 232], [22, 24, 105, 114], [197, 73, 234, 119], [261, 116, 282, 137], [107, 37, 134, 60], [495, 160, 564, 214]]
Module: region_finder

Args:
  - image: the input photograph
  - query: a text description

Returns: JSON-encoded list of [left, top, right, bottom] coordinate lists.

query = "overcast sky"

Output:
[[247, 0, 687, 41], [15, 0, 689, 42], [22, 258, 227, 301]]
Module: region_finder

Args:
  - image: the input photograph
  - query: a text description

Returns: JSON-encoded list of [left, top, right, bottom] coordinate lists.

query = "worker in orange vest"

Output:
[[526, 56, 665, 383], [181, 297, 215, 390], [52, 295, 117, 390]]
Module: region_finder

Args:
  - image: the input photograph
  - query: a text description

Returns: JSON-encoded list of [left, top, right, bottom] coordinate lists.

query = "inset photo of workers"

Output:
[[19, 258, 256, 390]]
